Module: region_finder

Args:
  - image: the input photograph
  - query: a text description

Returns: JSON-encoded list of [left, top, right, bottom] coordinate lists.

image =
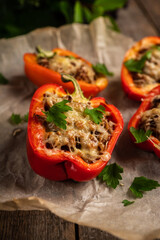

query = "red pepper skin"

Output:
[[128, 86, 160, 158], [121, 37, 160, 101], [24, 48, 108, 98], [27, 84, 123, 182]]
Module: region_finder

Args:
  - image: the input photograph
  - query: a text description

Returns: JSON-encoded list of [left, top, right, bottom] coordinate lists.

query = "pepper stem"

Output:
[[61, 74, 87, 100], [36, 46, 54, 59]]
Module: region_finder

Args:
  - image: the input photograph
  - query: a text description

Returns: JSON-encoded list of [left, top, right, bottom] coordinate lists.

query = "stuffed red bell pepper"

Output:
[[27, 74, 123, 181], [24, 47, 111, 98], [128, 86, 160, 158], [121, 36, 160, 101]]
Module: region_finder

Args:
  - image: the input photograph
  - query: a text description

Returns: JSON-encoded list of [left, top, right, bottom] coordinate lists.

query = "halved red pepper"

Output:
[[128, 86, 160, 158], [121, 37, 160, 101], [24, 48, 108, 98], [27, 74, 123, 181]]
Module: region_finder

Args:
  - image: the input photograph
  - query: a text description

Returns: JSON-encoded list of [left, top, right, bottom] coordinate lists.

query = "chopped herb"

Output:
[[97, 163, 123, 189], [122, 199, 135, 206], [129, 176, 160, 198], [92, 63, 114, 76], [10, 114, 22, 124], [84, 105, 105, 124], [129, 127, 152, 143], [23, 112, 29, 122], [124, 49, 153, 73], [43, 100, 72, 130], [10, 112, 29, 124], [66, 55, 76, 59], [0, 73, 9, 84]]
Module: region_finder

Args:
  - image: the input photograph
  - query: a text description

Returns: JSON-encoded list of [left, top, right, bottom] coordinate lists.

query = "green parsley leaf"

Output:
[[92, 63, 114, 76], [124, 50, 152, 73], [97, 163, 123, 189], [10, 114, 22, 124], [23, 112, 29, 122], [10, 112, 29, 124], [0, 73, 9, 85], [129, 127, 152, 143], [43, 100, 72, 130], [129, 176, 160, 198], [66, 55, 76, 59], [122, 199, 135, 206], [152, 45, 160, 51], [84, 105, 105, 124]]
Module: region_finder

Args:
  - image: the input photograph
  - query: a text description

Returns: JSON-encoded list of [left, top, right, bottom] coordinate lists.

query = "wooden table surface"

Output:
[[0, 0, 160, 239]]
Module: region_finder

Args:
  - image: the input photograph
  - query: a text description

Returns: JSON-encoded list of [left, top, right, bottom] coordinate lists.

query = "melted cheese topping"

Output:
[[38, 53, 96, 84], [38, 91, 115, 163], [139, 95, 160, 140], [132, 46, 160, 88]]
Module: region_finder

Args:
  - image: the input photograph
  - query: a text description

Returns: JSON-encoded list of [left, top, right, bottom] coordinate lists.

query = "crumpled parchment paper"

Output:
[[0, 17, 160, 240]]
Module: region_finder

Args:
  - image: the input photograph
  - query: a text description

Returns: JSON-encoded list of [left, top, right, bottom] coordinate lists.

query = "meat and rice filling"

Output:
[[35, 91, 115, 163], [132, 45, 160, 88], [139, 95, 160, 140], [37, 52, 97, 84]]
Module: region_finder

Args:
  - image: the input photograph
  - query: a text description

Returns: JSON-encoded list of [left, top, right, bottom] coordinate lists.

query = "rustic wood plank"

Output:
[[78, 226, 121, 240], [0, 210, 75, 240], [116, 0, 158, 41], [136, 0, 160, 33]]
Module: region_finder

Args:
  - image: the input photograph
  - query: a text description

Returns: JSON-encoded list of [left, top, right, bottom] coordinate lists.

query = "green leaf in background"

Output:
[[129, 127, 152, 143], [73, 1, 84, 23], [92, 63, 114, 76], [59, 1, 73, 24], [122, 199, 135, 206], [129, 176, 160, 198], [0, 73, 9, 85], [107, 16, 120, 32], [84, 105, 105, 124], [93, 0, 127, 12], [97, 163, 123, 189], [83, 6, 93, 23]]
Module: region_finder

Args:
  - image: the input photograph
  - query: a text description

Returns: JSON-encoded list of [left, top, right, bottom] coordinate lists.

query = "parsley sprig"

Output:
[[124, 51, 151, 73], [43, 100, 72, 130], [129, 176, 160, 198], [97, 163, 123, 189], [84, 105, 106, 124], [129, 127, 152, 143], [124, 45, 160, 73], [122, 199, 135, 206], [10, 113, 29, 124], [92, 63, 114, 76]]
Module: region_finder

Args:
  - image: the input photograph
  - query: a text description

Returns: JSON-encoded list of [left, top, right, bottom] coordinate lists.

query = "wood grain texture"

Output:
[[117, 0, 158, 41], [0, 211, 75, 240], [78, 226, 121, 240], [136, 0, 160, 33]]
